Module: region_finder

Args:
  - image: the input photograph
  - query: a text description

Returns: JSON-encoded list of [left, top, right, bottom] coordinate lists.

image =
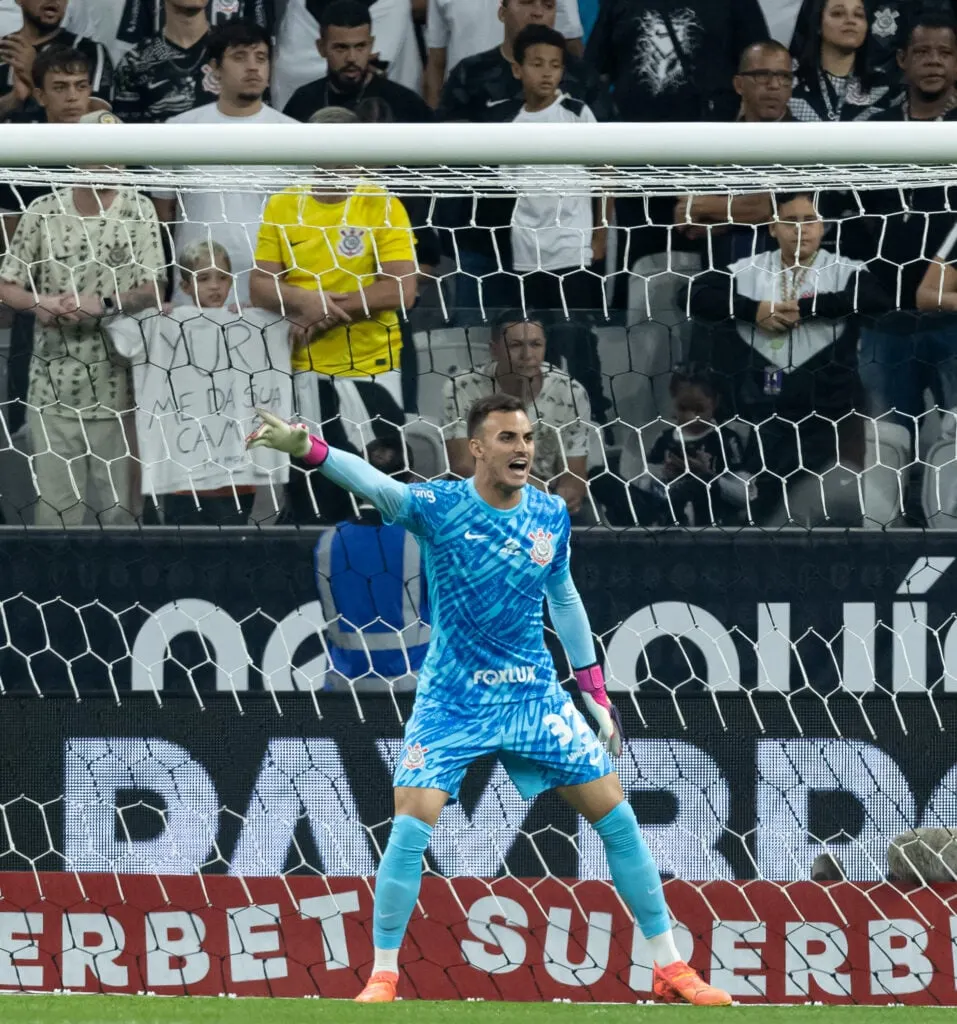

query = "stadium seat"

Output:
[[413, 328, 486, 424], [595, 325, 671, 441], [861, 419, 910, 529], [402, 418, 448, 481], [922, 412, 957, 528]]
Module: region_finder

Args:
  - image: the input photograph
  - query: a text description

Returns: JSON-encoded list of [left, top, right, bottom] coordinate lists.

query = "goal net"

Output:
[[2, 121, 957, 1003]]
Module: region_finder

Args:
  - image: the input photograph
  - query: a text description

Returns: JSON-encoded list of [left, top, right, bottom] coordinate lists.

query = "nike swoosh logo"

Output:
[[485, 97, 512, 107], [464, 531, 489, 540]]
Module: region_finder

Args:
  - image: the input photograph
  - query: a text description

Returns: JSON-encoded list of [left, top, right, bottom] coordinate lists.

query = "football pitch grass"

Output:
[[0, 997, 948, 1024]]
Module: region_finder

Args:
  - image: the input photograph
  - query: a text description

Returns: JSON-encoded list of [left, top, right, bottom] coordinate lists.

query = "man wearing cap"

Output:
[[0, 110, 166, 526]]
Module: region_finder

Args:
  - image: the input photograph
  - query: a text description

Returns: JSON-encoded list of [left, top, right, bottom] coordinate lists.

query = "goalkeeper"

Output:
[[247, 393, 730, 1007]]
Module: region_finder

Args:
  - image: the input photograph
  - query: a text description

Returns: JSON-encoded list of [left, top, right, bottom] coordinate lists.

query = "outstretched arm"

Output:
[[246, 410, 408, 523], [546, 572, 623, 756]]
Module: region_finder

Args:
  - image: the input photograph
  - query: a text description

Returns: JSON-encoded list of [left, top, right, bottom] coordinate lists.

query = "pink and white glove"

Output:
[[575, 664, 623, 757], [245, 409, 329, 466]]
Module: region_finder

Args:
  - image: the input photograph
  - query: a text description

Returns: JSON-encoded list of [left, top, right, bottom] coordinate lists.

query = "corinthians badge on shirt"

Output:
[[529, 528, 554, 567], [103, 242, 130, 268], [337, 227, 366, 258]]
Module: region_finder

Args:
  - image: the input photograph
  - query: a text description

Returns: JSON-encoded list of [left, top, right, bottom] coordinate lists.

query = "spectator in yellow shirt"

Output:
[[250, 107, 418, 522]]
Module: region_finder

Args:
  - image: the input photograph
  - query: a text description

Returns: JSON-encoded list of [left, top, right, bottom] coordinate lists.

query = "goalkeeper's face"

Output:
[[470, 410, 535, 493]]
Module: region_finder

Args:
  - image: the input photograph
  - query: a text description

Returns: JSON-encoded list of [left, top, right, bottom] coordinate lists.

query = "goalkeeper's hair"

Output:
[[320, 0, 372, 33], [207, 19, 273, 64], [32, 45, 90, 89], [179, 239, 232, 276], [467, 394, 527, 438]]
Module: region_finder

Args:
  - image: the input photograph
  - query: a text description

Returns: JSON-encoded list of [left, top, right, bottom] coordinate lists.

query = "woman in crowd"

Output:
[[790, 0, 892, 121]]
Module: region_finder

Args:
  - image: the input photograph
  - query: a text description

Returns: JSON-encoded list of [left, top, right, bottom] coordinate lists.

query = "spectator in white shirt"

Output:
[[486, 24, 607, 423], [442, 311, 591, 514], [152, 19, 297, 309], [503, 25, 601, 308], [423, 0, 583, 108]]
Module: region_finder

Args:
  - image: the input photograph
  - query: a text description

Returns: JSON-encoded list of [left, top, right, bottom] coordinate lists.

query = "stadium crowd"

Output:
[[0, 0, 957, 530]]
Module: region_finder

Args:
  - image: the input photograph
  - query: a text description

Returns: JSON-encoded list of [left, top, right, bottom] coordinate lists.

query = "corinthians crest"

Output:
[[337, 227, 366, 257], [102, 242, 130, 267], [871, 5, 899, 39], [528, 528, 554, 566], [402, 742, 428, 770]]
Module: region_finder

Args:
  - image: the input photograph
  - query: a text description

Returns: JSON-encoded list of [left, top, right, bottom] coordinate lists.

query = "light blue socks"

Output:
[[372, 814, 433, 952], [594, 801, 671, 940]]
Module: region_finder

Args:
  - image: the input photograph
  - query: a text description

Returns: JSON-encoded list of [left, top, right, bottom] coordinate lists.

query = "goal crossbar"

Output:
[[7, 120, 957, 169]]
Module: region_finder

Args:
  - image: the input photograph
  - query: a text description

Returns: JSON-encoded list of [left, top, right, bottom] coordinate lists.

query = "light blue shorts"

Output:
[[393, 690, 613, 800]]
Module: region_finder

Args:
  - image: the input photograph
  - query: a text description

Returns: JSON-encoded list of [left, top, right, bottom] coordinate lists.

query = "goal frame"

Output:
[[4, 120, 957, 167]]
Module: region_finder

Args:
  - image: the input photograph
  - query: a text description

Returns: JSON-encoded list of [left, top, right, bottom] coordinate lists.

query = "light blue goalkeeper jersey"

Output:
[[318, 449, 595, 708]]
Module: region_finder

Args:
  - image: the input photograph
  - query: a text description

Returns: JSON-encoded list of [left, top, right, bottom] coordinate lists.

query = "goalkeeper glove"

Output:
[[245, 409, 329, 465], [574, 663, 623, 757]]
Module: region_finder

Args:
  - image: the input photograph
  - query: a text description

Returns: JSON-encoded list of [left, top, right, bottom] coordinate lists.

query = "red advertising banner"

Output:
[[0, 874, 955, 1004]]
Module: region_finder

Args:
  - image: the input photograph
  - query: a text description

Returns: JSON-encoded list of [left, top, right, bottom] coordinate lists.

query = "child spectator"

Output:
[[638, 366, 754, 526], [424, 0, 583, 109], [485, 23, 607, 422], [179, 237, 234, 310], [107, 240, 293, 527], [164, 241, 250, 523], [0, 0, 111, 123], [687, 190, 891, 523]]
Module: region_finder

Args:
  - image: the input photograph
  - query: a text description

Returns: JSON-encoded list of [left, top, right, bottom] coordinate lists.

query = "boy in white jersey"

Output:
[[246, 394, 731, 1007], [493, 24, 607, 420]]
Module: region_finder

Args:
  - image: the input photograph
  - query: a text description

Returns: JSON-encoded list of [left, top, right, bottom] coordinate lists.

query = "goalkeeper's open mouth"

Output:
[[507, 456, 530, 482]]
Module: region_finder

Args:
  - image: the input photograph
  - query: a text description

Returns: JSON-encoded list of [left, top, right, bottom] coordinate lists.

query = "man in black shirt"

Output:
[[283, 0, 432, 124], [848, 14, 957, 454], [113, 0, 219, 123], [584, 0, 769, 343], [0, 0, 111, 122], [585, 0, 768, 122], [106, 0, 275, 64], [437, 0, 613, 122]]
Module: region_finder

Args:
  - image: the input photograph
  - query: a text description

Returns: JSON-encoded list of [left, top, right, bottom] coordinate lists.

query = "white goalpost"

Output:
[[0, 122, 956, 1004]]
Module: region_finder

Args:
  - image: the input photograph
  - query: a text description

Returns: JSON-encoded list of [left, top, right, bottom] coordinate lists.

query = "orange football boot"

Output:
[[354, 970, 399, 1003], [653, 961, 732, 1006]]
